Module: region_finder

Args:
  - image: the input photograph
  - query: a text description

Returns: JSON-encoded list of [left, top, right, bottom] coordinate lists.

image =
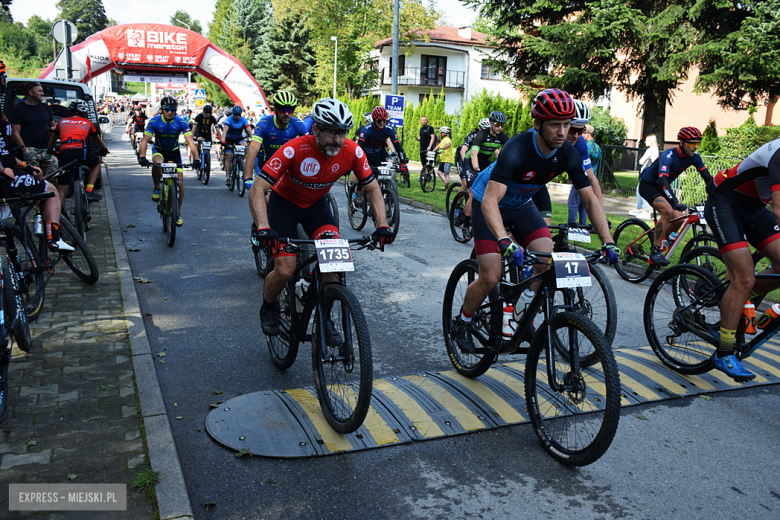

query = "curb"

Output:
[[101, 162, 195, 520]]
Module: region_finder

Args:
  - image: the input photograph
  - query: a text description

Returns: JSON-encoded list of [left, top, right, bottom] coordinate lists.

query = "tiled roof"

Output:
[[376, 25, 488, 48]]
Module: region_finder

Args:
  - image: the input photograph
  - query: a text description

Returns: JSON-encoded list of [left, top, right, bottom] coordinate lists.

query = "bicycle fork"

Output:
[[542, 286, 584, 393]]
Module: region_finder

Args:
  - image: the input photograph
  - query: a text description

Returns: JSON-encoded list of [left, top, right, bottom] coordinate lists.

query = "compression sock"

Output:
[[748, 290, 760, 300], [460, 308, 474, 323], [717, 327, 736, 358], [46, 223, 52, 241], [86, 184, 94, 193]]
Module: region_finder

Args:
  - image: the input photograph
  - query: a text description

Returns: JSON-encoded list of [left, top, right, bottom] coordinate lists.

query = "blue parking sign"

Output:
[[385, 95, 405, 128]]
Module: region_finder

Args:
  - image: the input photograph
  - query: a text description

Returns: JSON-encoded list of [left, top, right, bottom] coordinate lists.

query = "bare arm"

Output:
[[46, 131, 59, 155], [585, 167, 603, 202], [363, 179, 388, 228], [138, 134, 152, 159], [245, 141, 261, 179], [481, 180, 509, 242], [11, 124, 24, 151], [470, 148, 480, 170], [249, 176, 273, 228], [184, 135, 199, 161]]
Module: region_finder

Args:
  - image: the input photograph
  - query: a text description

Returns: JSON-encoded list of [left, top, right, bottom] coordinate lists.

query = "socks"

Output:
[[717, 327, 736, 358], [460, 308, 474, 323]]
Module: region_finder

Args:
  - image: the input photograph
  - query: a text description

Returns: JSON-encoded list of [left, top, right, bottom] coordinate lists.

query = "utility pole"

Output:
[[391, 0, 399, 95]]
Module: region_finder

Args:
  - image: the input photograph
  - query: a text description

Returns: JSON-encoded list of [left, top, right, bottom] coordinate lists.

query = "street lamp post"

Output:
[[331, 36, 338, 99], [173, 18, 193, 111]]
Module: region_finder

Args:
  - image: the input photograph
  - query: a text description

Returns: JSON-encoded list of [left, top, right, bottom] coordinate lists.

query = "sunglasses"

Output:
[[568, 126, 585, 136], [162, 108, 176, 112], [276, 107, 294, 115]]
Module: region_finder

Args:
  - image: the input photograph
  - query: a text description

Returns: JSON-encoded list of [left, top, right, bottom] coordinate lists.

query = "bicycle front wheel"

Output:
[[312, 284, 372, 434], [166, 182, 178, 247], [202, 152, 210, 185], [254, 245, 270, 278], [347, 184, 368, 231], [442, 259, 499, 378], [1, 226, 45, 322], [58, 218, 99, 284], [445, 181, 462, 215], [448, 191, 472, 243], [613, 218, 653, 282], [420, 166, 435, 193], [264, 259, 299, 369], [382, 187, 400, 237], [327, 191, 340, 229], [525, 311, 621, 466], [237, 159, 246, 197], [73, 180, 87, 240], [2, 259, 31, 352], [644, 263, 722, 374]]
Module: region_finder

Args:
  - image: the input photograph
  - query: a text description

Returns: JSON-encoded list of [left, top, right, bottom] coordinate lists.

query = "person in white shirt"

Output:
[[631, 134, 659, 219]]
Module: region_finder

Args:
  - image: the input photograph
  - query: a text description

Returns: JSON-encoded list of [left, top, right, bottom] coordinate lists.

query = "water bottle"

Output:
[[666, 232, 678, 247], [513, 289, 535, 321], [33, 214, 44, 236], [742, 301, 756, 334], [757, 303, 780, 330], [502, 305, 517, 338], [521, 264, 534, 281], [295, 278, 311, 313]]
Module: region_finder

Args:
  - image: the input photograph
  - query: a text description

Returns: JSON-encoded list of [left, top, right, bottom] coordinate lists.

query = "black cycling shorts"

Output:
[[224, 137, 246, 152], [532, 186, 552, 220], [457, 155, 476, 185], [4, 174, 47, 197], [366, 151, 389, 167], [638, 179, 674, 208], [195, 132, 212, 142], [151, 149, 183, 172], [704, 191, 780, 255], [471, 199, 551, 255], [57, 148, 100, 185], [268, 190, 338, 258]]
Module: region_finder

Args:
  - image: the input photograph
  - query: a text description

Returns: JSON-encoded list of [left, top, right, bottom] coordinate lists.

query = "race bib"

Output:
[[552, 252, 592, 288], [315, 239, 354, 273]]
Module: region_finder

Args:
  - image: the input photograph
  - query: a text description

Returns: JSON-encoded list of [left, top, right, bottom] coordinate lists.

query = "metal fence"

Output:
[[594, 145, 743, 205]]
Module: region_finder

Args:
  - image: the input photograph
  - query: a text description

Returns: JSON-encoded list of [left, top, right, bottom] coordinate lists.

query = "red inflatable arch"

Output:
[[39, 23, 268, 111]]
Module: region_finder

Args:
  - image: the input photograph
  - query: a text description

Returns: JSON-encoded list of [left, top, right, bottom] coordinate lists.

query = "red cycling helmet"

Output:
[[531, 88, 576, 120], [677, 126, 703, 141], [371, 106, 389, 122]]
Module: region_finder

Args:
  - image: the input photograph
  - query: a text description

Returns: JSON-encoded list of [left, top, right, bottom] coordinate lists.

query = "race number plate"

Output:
[[315, 239, 354, 273], [202, 142, 212, 150], [377, 167, 392, 179], [695, 206, 707, 226], [568, 227, 591, 243], [234, 145, 246, 155], [426, 151, 436, 161], [161, 163, 178, 178], [552, 252, 592, 288], [135, 132, 144, 140]]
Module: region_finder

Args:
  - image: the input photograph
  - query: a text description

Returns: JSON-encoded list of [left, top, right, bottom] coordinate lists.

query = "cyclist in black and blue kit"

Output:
[[244, 91, 308, 191], [220, 105, 253, 187], [357, 106, 408, 167], [453, 89, 619, 353], [637, 126, 713, 266], [138, 96, 200, 227]]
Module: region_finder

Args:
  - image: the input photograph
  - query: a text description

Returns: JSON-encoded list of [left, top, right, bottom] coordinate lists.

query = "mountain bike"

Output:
[[448, 189, 471, 243], [643, 263, 780, 379], [613, 205, 717, 282], [60, 161, 92, 240], [445, 180, 462, 216], [442, 248, 621, 466], [143, 162, 186, 247], [198, 140, 212, 185], [264, 235, 380, 433], [346, 177, 399, 236], [227, 143, 247, 197], [420, 150, 436, 193]]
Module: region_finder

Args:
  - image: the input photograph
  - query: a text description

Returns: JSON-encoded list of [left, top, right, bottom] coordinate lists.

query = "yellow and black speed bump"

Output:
[[205, 341, 780, 458]]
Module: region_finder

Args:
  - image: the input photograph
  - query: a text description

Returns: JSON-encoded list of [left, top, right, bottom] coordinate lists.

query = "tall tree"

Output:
[[56, 0, 110, 43], [170, 10, 203, 34], [468, 0, 780, 142]]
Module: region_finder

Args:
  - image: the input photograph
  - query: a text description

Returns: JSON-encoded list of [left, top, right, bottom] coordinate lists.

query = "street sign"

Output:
[[194, 89, 206, 99], [52, 20, 78, 45], [196, 99, 205, 107], [385, 95, 405, 128]]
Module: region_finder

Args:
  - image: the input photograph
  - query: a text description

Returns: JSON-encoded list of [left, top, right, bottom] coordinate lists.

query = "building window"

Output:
[[367, 59, 378, 72], [389, 55, 406, 75], [481, 63, 501, 80], [421, 55, 447, 87], [419, 93, 445, 105]]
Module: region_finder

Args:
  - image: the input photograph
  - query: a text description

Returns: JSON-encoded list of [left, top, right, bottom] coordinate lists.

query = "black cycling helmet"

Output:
[[203, 104, 212, 113], [488, 111, 507, 124], [160, 96, 177, 109], [231, 105, 242, 116]]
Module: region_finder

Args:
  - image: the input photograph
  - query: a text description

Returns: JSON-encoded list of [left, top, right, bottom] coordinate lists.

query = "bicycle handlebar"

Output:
[[44, 160, 81, 180], [0, 191, 56, 205], [279, 236, 380, 251]]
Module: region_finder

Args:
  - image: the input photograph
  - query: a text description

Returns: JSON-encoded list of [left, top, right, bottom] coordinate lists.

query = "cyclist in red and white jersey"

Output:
[[249, 98, 395, 336], [704, 137, 780, 381]]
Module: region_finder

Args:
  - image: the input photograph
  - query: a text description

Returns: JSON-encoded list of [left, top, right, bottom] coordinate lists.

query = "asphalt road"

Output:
[[103, 128, 780, 520]]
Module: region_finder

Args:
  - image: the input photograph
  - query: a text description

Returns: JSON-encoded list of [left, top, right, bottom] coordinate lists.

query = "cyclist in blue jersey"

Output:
[[244, 91, 308, 191], [302, 114, 315, 135], [138, 96, 200, 227], [637, 126, 713, 265], [453, 89, 619, 353], [356, 106, 408, 167], [220, 105, 253, 186]]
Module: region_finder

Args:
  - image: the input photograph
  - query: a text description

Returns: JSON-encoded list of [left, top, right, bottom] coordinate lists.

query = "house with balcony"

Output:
[[370, 26, 520, 114]]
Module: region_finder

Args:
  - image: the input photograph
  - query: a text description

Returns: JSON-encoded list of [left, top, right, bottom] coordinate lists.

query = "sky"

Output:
[[11, 0, 479, 34]]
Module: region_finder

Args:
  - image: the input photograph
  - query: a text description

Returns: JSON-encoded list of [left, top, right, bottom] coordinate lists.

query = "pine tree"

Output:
[[698, 119, 721, 156]]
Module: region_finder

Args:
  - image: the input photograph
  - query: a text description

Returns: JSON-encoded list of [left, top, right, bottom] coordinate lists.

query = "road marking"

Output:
[[615, 355, 687, 395], [439, 371, 525, 423], [285, 388, 352, 452], [373, 380, 444, 437], [620, 350, 716, 391], [403, 375, 484, 431]]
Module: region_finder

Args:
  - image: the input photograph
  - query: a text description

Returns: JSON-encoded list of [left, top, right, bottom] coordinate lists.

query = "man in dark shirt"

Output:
[[416, 116, 436, 170], [10, 81, 58, 177]]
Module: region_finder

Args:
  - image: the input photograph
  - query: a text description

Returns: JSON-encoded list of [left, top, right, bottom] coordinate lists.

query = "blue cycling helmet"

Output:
[[231, 105, 243, 116]]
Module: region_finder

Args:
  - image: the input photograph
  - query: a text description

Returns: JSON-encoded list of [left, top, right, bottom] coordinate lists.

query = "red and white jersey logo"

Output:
[[268, 158, 283, 172], [300, 158, 321, 177], [283, 146, 294, 159], [523, 171, 536, 181]]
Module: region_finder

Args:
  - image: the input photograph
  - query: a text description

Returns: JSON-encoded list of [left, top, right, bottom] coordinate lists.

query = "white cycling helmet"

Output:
[[439, 126, 450, 134], [572, 100, 591, 126], [311, 98, 353, 130], [363, 112, 373, 124], [478, 118, 491, 129]]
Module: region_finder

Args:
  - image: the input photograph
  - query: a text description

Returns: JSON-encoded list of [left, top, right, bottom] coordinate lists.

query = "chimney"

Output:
[[458, 26, 472, 40]]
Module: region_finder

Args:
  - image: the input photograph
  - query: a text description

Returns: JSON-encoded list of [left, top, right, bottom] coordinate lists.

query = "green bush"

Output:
[[719, 116, 780, 159], [698, 118, 720, 155]]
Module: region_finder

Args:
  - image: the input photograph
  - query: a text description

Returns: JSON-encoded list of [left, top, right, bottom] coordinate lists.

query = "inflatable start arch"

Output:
[[39, 23, 268, 111]]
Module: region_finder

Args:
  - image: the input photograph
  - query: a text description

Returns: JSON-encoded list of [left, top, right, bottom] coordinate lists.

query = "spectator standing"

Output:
[[10, 81, 58, 178], [434, 126, 453, 189], [630, 134, 659, 219], [416, 116, 436, 171]]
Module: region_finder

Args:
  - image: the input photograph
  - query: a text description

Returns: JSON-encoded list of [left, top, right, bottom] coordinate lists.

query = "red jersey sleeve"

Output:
[[348, 140, 374, 185], [88, 120, 97, 135]]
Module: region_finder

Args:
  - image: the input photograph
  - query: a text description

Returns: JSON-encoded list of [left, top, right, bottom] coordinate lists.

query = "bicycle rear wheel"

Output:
[[202, 152, 211, 185], [347, 183, 368, 231], [166, 182, 178, 247], [237, 158, 246, 197], [58, 218, 99, 284], [644, 264, 722, 374], [445, 181, 462, 215], [449, 192, 472, 243], [264, 259, 299, 370], [525, 311, 621, 466], [3, 259, 31, 352], [228, 167, 236, 191], [442, 259, 499, 378], [613, 218, 653, 282], [1, 226, 45, 322], [312, 284, 372, 433], [420, 165, 435, 193], [73, 179, 87, 240]]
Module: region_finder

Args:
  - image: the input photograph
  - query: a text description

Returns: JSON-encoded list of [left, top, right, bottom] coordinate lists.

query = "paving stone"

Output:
[[0, 449, 52, 470], [19, 383, 58, 396]]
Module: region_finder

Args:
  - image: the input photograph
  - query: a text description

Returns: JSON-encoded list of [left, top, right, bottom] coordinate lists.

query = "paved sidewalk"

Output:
[[0, 162, 192, 519]]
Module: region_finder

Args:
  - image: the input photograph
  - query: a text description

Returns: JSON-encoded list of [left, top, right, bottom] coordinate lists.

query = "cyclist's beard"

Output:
[[316, 135, 342, 157]]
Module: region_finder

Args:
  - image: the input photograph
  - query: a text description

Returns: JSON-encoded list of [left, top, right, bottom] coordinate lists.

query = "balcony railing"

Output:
[[380, 67, 465, 89]]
